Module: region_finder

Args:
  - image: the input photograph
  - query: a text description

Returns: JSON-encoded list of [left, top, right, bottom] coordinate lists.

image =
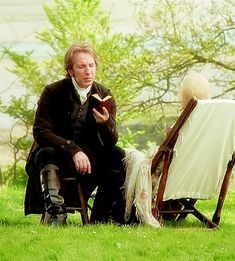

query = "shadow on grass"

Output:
[[0, 215, 38, 227], [161, 216, 235, 231]]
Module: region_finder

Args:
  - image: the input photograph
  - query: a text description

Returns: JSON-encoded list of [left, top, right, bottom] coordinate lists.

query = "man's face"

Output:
[[69, 52, 96, 88]]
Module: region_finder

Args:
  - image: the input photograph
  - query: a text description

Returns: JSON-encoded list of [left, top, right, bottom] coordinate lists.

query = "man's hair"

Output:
[[179, 73, 211, 108], [64, 42, 99, 77]]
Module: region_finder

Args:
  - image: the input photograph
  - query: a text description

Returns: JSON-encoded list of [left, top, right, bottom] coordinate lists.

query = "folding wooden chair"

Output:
[[151, 98, 235, 229]]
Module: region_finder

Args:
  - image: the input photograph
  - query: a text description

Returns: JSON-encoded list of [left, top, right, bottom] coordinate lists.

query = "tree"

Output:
[[1, 0, 235, 183], [118, 0, 235, 145], [0, 0, 142, 183], [130, 0, 235, 105], [3, 0, 142, 121]]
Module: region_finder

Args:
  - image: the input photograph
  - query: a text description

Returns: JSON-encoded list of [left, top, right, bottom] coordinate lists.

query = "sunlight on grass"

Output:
[[1, 186, 235, 260]]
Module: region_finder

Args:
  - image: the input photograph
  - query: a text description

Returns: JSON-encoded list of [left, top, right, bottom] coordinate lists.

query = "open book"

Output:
[[91, 93, 112, 113]]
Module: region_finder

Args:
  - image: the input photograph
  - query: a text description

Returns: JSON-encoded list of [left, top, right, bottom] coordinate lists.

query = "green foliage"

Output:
[[132, 0, 235, 101], [0, 164, 27, 186], [15, 138, 31, 151], [117, 127, 145, 149], [1, 0, 142, 183], [0, 96, 34, 125], [3, 49, 46, 94], [41, 0, 110, 47], [1, 0, 235, 184], [38, 0, 143, 123], [2, 0, 142, 123], [3, 0, 235, 126]]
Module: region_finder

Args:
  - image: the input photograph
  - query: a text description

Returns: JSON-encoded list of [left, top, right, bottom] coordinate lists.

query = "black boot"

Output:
[[90, 185, 110, 224], [40, 164, 67, 226]]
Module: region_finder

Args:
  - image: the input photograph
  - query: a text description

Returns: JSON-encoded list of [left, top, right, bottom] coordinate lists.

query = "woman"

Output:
[[124, 73, 211, 228]]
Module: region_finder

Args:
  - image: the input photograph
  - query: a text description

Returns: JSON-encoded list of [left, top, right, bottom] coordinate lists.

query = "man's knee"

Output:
[[34, 147, 58, 170]]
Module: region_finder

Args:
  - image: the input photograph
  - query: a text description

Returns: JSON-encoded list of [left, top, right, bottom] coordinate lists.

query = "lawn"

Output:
[[0, 185, 235, 261]]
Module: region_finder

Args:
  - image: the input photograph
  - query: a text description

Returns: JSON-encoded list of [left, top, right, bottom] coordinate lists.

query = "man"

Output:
[[24, 42, 126, 226]]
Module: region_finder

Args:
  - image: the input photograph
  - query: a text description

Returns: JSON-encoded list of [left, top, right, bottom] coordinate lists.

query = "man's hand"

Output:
[[92, 107, 109, 123], [73, 151, 91, 174]]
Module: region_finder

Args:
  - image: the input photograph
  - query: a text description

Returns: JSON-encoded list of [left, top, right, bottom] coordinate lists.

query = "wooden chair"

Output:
[[41, 177, 90, 225], [151, 98, 235, 229]]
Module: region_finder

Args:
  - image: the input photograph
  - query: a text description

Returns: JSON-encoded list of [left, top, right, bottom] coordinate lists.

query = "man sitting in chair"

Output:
[[24, 42, 126, 226], [124, 73, 212, 228]]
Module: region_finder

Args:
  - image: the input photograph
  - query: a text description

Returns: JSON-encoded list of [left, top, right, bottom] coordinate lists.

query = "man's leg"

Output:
[[107, 146, 126, 224], [60, 150, 98, 205], [90, 180, 111, 224], [35, 147, 67, 226], [108, 169, 126, 224], [90, 146, 126, 224]]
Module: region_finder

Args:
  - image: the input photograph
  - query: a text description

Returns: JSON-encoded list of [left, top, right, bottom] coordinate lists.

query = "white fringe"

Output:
[[124, 148, 160, 228]]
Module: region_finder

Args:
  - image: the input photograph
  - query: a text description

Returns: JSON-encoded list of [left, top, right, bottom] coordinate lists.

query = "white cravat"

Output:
[[71, 77, 91, 105]]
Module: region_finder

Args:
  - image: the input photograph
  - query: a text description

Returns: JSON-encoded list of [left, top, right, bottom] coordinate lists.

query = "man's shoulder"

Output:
[[93, 81, 111, 95], [46, 77, 71, 92]]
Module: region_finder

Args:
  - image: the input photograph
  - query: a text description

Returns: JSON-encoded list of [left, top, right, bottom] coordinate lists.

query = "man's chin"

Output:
[[84, 81, 93, 87]]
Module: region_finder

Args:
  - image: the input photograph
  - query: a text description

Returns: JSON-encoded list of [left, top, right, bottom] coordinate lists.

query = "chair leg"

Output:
[[176, 199, 197, 221], [212, 154, 235, 226], [40, 213, 45, 224], [62, 177, 90, 225], [180, 199, 219, 229], [77, 183, 89, 225]]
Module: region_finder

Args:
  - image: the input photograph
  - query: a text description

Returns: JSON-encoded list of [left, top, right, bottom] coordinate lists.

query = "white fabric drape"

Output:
[[163, 99, 235, 200]]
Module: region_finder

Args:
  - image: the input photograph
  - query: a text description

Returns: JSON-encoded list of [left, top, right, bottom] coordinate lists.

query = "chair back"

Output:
[[163, 99, 235, 201]]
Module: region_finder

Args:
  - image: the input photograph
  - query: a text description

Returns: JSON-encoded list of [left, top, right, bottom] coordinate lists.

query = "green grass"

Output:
[[1, 186, 235, 261]]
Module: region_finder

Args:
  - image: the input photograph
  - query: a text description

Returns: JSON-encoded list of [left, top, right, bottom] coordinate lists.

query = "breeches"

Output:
[[34, 145, 126, 217]]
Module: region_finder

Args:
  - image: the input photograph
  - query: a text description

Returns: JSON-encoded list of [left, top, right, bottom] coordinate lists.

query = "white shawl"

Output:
[[124, 148, 160, 228]]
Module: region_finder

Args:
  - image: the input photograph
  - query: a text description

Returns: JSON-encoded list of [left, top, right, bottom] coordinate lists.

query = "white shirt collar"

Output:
[[71, 77, 91, 104]]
